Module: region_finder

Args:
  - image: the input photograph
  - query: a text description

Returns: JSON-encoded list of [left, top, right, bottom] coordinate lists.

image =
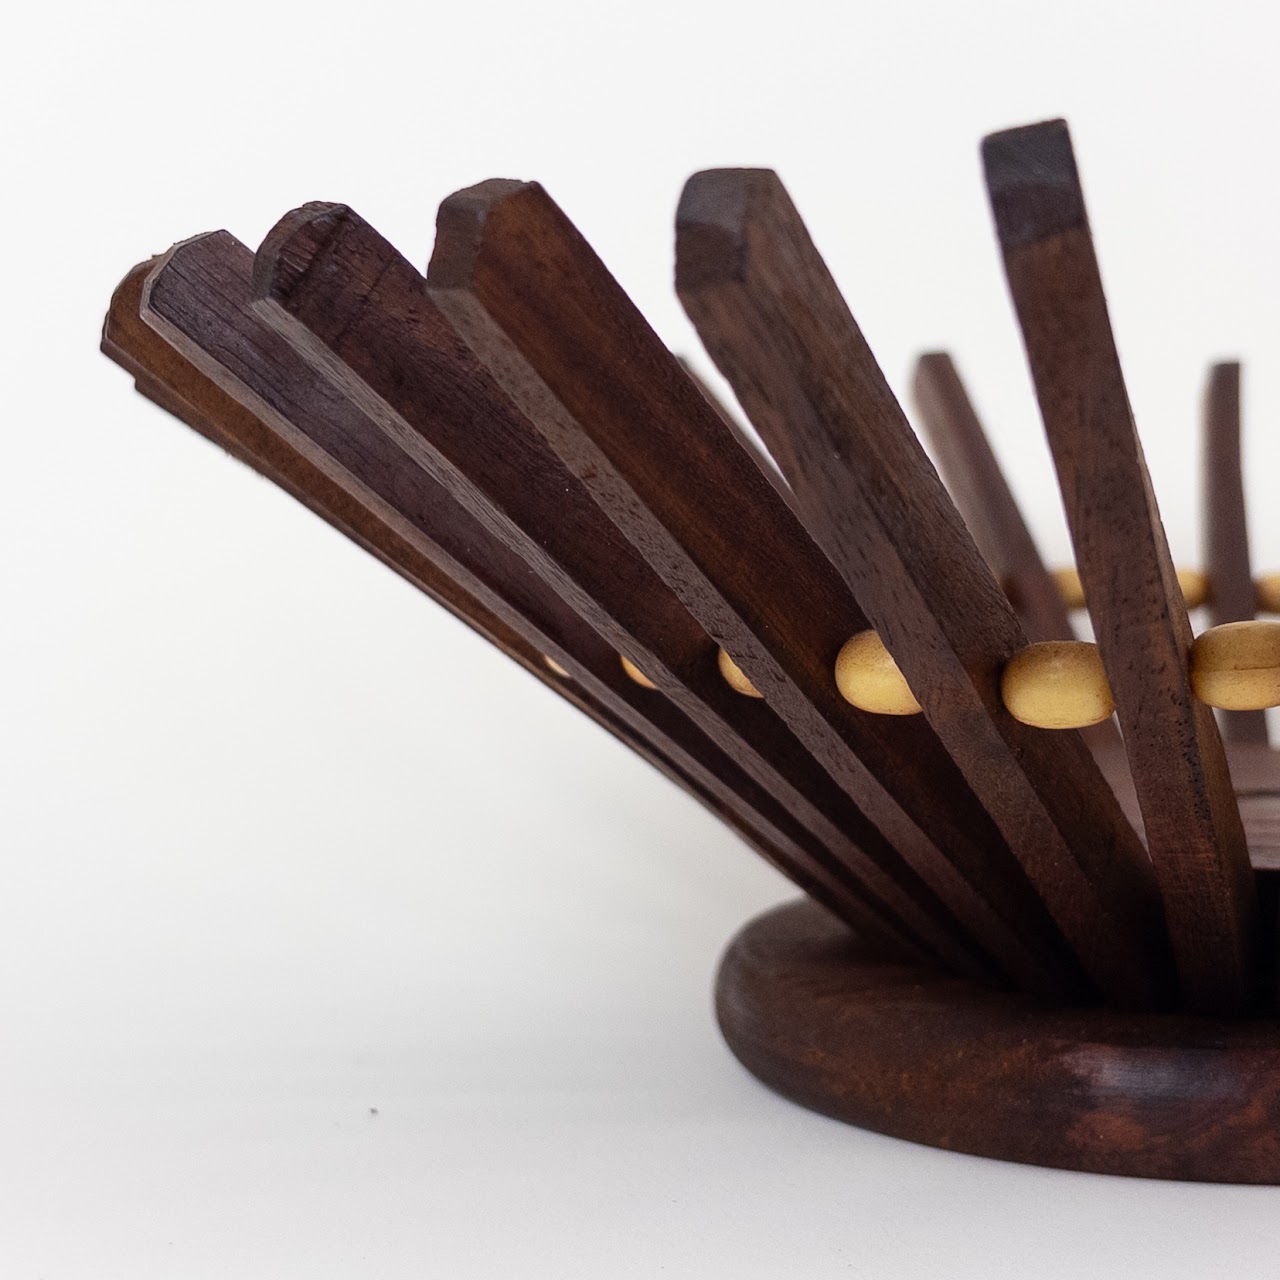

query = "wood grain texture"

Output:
[[912, 353, 1075, 644], [248, 205, 1003, 980], [985, 120, 1256, 1013], [105, 252, 911, 951], [676, 167, 1172, 1010], [678, 357, 790, 499], [1203, 361, 1267, 742], [912, 353, 1124, 757], [718, 898, 1280, 1184], [421, 180, 1091, 998]]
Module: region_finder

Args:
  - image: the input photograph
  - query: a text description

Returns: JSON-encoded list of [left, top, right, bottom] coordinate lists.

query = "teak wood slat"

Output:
[[1203, 361, 1268, 744], [911, 353, 1123, 756], [247, 205, 999, 979], [99, 115, 1280, 1185], [984, 119, 1256, 1012], [912, 353, 1076, 644], [675, 167, 1173, 1009], [107, 248, 912, 950], [421, 181, 1088, 998], [678, 358, 791, 500]]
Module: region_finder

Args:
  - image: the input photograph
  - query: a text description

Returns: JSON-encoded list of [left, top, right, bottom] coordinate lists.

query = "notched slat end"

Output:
[[252, 201, 353, 303], [982, 118, 1086, 249], [675, 169, 782, 291], [428, 179, 539, 291]]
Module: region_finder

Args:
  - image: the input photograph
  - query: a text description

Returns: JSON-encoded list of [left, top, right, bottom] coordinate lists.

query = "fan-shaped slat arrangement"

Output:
[[104, 115, 1280, 1181], [115, 236, 912, 956], [675, 164, 1170, 1009]]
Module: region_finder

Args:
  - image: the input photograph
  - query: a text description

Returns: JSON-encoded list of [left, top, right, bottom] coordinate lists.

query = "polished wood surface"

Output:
[[717, 895, 1280, 1184], [912, 353, 1072, 644], [985, 119, 1255, 1013], [101, 119, 1280, 1181], [425, 180, 1078, 997], [676, 167, 1169, 1009], [249, 203, 997, 977], [105, 251, 914, 953]]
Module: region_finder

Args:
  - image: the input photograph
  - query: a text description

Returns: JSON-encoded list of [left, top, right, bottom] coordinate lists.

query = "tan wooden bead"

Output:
[[1054, 565, 1208, 610], [620, 655, 659, 690], [1190, 620, 1280, 711], [1177, 568, 1211, 610], [834, 631, 922, 716], [1256, 573, 1280, 615], [1001, 640, 1114, 729], [543, 655, 570, 678], [718, 647, 763, 698], [1052, 566, 1087, 610]]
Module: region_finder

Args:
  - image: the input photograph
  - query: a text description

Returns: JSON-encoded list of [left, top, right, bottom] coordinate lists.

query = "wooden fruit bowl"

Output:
[[102, 117, 1280, 1183]]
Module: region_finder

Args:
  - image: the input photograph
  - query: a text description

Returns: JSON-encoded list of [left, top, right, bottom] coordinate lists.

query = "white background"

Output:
[[4, 1, 1280, 1275]]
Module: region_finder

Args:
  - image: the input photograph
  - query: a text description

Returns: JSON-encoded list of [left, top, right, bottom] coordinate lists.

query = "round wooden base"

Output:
[[716, 899, 1280, 1183]]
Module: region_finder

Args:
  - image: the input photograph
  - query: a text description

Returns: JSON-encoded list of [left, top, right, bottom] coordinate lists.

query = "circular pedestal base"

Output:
[[717, 900, 1280, 1183]]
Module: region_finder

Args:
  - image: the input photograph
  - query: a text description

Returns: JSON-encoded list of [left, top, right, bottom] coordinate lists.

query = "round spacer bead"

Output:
[[1177, 568, 1211, 610], [1256, 573, 1280, 615], [1054, 565, 1208, 610], [834, 631, 922, 716], [620, 655, 659, 690], [1190, 620, 1280, 711], [1001, 640, 1114, 729], [718, 648, 763, 698], [1052, 567, 1087, 610], [543, 655, 571, 678]]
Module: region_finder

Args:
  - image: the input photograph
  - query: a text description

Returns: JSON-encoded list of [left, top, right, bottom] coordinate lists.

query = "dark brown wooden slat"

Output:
[[676, 167, 1173, 1010], [984, 119, 1255, 1013], [678, 357, 788, 492], [241, 208, 997, 976], [105, 253, 911, 949], [912, 353, 1123, 757], [913, 353, 1076, 643], [1203, 361, 1267, 743], [107, 264, 576, 706], [420, 183, 1088, 998]]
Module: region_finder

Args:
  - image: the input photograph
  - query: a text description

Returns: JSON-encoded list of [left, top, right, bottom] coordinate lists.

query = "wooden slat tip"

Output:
[[137, 233, 244, 323], [911, 351, 955, 390], [675, 169, 783, 289], [982, 119, 1086, 248], [102, 258, 159, 354], [252, 201, 353, 301], [429, 179, 541, 290]]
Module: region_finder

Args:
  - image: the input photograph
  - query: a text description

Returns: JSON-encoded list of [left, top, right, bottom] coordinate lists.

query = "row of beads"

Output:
[[567, 619, 1280, 731], [1053, 566, 1280, 614]]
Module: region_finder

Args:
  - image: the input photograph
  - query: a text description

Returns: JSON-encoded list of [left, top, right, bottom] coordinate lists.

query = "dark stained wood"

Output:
[[1203, 361, 1267, 743], [912, 353, 1123, 758], [120, 238, 932, 957], [678, 357, 789, 495], [717, 898, 1280, 1184], [985, 120, 1256, 1013], [675, 167, 1171, 1010], [420, 181, 1092, 998], [108, 255, 927, 951], [912, 353, 1076, 643], [247, 205, 1008, 981]]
